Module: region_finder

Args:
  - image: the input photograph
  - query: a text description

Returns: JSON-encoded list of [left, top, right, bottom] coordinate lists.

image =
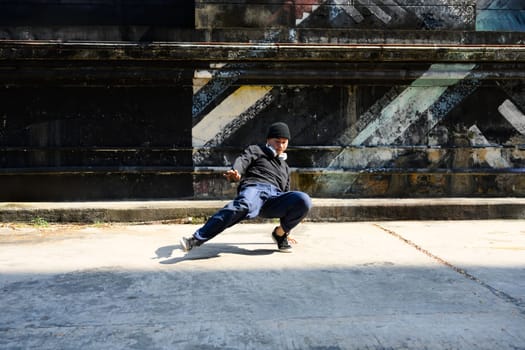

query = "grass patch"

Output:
[[30, 217, 49, 228]]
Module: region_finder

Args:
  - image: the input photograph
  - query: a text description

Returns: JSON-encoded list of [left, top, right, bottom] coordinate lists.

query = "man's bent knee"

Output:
[[291, 191, 312, 213]]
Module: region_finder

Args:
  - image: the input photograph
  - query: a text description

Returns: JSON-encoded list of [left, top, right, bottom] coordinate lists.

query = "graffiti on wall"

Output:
[[299, 0, 475, 29], [191, 0, 525, 197], [196, 0, 477, 30], [476, 0, 525, 31], [196, 0, 525, 31], [191, 61, 525, 197], [1, 1, 524, 200]]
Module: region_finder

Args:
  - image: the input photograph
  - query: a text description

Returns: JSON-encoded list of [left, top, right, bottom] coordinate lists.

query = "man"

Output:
[[180, 121, 312, 253]]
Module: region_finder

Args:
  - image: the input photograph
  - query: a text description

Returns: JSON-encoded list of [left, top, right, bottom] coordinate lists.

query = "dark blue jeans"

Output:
[[194, 183, 312, 242]]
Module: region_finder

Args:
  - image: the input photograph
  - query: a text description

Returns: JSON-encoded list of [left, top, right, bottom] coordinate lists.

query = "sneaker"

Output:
[[180, 236, 203, 252], [272, 227, 292, 252]]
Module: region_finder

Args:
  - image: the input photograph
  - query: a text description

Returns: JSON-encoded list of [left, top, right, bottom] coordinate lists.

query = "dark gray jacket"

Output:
[[232, 144, 290, 192]]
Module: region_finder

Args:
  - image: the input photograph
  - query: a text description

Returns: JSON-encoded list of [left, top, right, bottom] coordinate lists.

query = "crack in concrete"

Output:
[[373, 223, 525, 314]]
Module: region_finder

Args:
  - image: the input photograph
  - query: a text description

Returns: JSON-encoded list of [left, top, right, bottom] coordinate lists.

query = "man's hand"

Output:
[[223, 169, 241, 182]]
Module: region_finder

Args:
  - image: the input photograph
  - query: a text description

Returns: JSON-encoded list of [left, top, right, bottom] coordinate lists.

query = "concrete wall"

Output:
[[196, 0, 476, 30], [0, 1, 524, 200], [191, 0, 525, 199], [196, 0, 524, 31], [190, 58, 525, 199]]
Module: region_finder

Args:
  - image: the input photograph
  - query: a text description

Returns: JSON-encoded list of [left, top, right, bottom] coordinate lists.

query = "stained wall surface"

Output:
[[0, 1, 524, 200]]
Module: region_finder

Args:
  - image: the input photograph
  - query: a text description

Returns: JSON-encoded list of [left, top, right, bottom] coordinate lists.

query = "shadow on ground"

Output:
[[155, 243, 276, 264]]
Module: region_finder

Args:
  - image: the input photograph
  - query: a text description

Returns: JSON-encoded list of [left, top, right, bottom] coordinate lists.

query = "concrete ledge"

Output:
[[1, 198, 525, 223], [2, 41, 525, 63]]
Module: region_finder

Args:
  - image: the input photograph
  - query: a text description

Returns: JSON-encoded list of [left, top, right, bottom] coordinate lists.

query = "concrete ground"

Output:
[[1, 220, 524, 350]]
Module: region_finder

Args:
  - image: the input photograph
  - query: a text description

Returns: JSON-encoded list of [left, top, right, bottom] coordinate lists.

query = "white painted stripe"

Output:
[[194, 70, 213, 79], [192, 86, 273, 147], [193, 70, 212, 94], [295, 1, 323, 25], [296, 12, 310, 25], [467, 124, 491, 146], [193, 65, 229, 94], [468, 125, 510, 168], [351, 63, 475, 146], [334, 0, 364, 23], [355, 0, 392, 24], [381, 0, 407, 17], [498, 99, 525, 135]]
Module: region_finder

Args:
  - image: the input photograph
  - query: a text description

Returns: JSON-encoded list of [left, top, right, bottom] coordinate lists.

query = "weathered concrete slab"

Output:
[[1, 198, 525, 223], [0, 221, 524, 349], [378, 220, 525, 302]]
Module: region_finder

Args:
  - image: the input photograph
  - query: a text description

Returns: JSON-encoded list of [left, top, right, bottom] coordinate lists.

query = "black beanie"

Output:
[[266, 122, 291, 140]]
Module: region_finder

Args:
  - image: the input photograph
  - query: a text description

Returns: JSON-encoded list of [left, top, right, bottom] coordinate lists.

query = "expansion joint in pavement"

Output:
[[373, 223, 525, 315]]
